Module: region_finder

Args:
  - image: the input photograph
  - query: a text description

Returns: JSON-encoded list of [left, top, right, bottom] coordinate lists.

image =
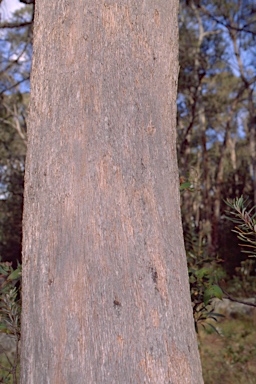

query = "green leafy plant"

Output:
[[179, 177, 195, 193], [188, 255, 224, 333], [185, 226, 224, 333], [0, 261, 21, 384], [180, 177, 225, 332]]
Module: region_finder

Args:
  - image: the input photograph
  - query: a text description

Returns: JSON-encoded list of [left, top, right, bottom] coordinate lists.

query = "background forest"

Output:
[[0, 1, 255, 383]]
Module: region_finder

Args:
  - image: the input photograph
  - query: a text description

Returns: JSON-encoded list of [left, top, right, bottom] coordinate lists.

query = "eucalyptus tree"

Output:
[[21, 1, 203, 382]]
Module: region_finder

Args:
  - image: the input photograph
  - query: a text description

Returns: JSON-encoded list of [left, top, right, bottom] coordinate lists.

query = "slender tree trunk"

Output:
[[212, 95, 240, 254], [248, 89, 256, 206], [21, 1, 203, 383]]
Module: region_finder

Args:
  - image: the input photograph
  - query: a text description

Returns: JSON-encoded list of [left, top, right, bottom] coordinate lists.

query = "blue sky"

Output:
[[1, 0, 23, 20]]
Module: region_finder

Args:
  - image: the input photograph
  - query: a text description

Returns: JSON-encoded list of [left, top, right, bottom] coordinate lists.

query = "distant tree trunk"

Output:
[[247, 89, 256, 206], [21, 1, 203, 383]]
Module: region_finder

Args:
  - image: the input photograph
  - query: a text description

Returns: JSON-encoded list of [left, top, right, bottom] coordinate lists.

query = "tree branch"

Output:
[[196, 4, 256, 36], [0, 76, 30, 95], [221, 287, 256, 308], [20, 0, 35, 4], [0, 20, 32, 29]]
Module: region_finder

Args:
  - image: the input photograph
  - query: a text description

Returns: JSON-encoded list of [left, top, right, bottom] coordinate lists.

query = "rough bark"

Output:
[[21, 1, 203, 383]]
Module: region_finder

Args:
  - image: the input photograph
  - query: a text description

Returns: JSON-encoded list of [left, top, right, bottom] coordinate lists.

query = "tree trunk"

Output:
[[21, 1, 203, 383]]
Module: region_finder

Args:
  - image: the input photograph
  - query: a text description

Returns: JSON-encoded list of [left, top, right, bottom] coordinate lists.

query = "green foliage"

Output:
[[180, 176, 225, 332], [0, 261, 21, 384], [0, 262, 21, 335], [189, 265, 224, 333], [185, 224, 225, 333], [179, 178, 195, 192], [225, 196, 256, 258], [179, 181, 194, 192]]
